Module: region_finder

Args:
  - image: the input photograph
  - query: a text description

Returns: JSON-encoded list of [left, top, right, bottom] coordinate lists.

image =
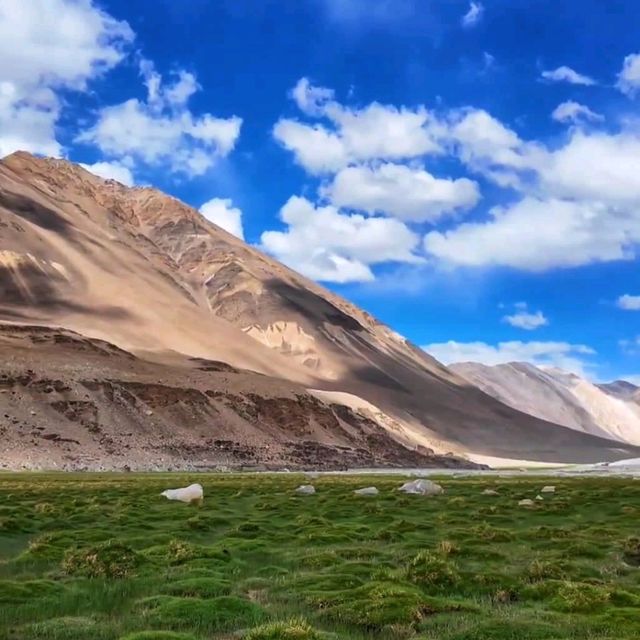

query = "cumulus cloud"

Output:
[[502, 305, 548, 330], [200, 198, 244, 239], [448, 108, 544, 188], [617, 294, 640, 311], [259, 196, 422, 283], [322, 162, 480, 222], [424, 111, 640, 271], [80, 160, 134, 186], [273, 77, 640, 280], [461, 2, 484, 28], [274, 78, 444, 175], [551, 100, 603, 124], [425, 196, 639, 270], [617, 53, 640, 97], [77, 59, 242, 177], [541, 66, 596, 86], [423, 340, 595, 376], [539, 132, 640, 205], [0, 0, 133, 157]]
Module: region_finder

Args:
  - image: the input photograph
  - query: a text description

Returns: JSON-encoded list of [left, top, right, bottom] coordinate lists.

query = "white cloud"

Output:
[[425, 196, 637, 270], [448, 108, 544, 187], [291, 77, 335, 116], [461, 2, 484, 28], [425, 112, 640, 271], [274, 80, 640, 279], [274, 78, 444, 175], [0, 0, 133, 157], [259, 196, 421, 283], [541, 66, 596, 86], [617, 294, 640, 311], [540, 131, 640, 205], [200, 198, 244, 240], [322, 162, 480, 222], [77, 60, 242, 177], [620, 337, 640, 356], [272, 120, 348, 174], [616, 53, 640, 97], [551, 100, 604, 124], [502, 307, 548, 330], [423, 340, 595, 376], [80, 160, 134, 186]]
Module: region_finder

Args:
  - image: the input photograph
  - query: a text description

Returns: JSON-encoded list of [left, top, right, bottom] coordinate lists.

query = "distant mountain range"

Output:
[[452, 362, 640, 446], [0, 151, 637, 469]]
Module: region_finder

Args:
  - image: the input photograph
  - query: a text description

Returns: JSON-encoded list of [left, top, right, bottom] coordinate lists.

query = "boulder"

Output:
[[295, 484, 316, 495], [535, 495, 544, 501], [541, 485, 556, 493], [160, 483, 203, 504], [354, 486, 379, 496], [398, 479, 444, 496], [518, 498, 535, 507], [482, 489, 499, 496]]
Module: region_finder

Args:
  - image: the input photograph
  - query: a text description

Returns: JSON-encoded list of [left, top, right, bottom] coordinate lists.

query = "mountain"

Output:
[[598, 380, 639, 402], [1, 151, 637, 469], [452, 362, 640, 446]]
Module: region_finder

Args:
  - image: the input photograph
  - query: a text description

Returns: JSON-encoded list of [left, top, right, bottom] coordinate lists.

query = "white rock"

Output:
[[482, 489, 499, 496], [519, 498, 535, 507], [295, 484, 316, 495], [541, 485, 555, 493], [354, 486, 379, 496], [398, 479, 444, 496], [535, 495, 544, 501], [161, 483, 203, 504]]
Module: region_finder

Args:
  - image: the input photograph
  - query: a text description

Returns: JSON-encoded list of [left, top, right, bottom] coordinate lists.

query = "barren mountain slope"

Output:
[[0, 324, 466, 471], [452, 362, 640, 446], [1, 151, 637, 465]]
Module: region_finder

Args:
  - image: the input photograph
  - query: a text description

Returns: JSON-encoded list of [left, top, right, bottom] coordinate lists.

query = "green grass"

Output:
[[0, 473, 639, 639]]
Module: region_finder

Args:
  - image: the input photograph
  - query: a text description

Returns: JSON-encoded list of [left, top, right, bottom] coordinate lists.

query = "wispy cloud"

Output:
[[461, 1, 484, 28], [541, 66, 596, 86], [502, 304, 549, 330], [617, 294, 640, 310]]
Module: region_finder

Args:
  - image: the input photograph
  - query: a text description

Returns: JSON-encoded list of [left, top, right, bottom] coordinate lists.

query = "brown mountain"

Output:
[[1, 151, 636, 470]]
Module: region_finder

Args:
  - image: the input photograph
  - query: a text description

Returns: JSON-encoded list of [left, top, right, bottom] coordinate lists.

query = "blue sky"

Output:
[[2, 0, 639, 382]]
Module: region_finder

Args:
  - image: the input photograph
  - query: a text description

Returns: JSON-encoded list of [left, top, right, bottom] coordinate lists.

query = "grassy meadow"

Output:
[[0, 473, 639, 640]]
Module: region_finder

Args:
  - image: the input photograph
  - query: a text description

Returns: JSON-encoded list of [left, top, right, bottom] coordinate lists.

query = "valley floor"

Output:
[[0, 474, 639, 639]]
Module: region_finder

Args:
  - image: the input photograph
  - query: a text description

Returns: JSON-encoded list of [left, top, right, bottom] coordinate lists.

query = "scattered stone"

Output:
[[295, 484, 316, 495], [482, 489, 499, 496], [399, 479, 444, 496], [535, 495, 544, 501], [519, 498, 535, 507], [354, 486, 379, 496], [541, 485, 556, 493], [160, 483, 203, 504]]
